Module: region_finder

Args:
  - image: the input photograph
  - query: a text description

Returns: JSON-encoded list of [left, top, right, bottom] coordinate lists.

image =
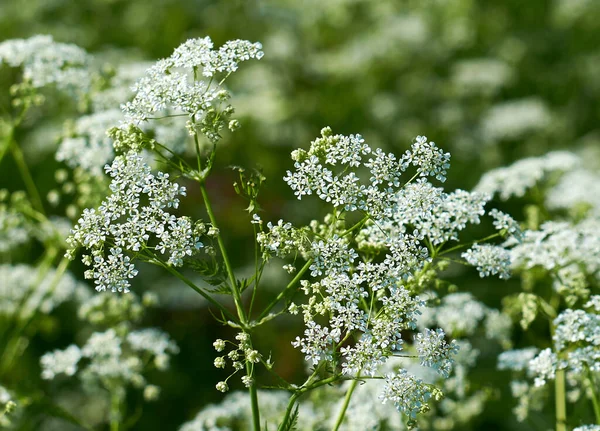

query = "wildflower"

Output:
[[462, 244, 511, 279], [415, 328, 459, 378], [67, 152, 204, 292], [0, 35, 91, 96], [216, 381, 229, 393]]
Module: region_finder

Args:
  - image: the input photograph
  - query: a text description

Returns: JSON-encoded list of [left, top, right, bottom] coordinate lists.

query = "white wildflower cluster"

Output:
[[212, 332, 261, 391], [450, 58, 513, 96], [272, 129, 506, 421], [284, 129, 451, 217], [546, 169, 600, 216], [475, 151, 581, 200], [40, 327, 178, 392], [498, 303, 599, 420], [67, 152, 206, 292], [56, 110, 124, 177], [0, 263, 90, 318], [573, 426, 600, 431], [553, 308, 600, 374], [510, 219, 600, 302], [418, 293, 512, 345], [179, 390, 298, 431], [0, 202, 29, 253], [527, 348, 558, 387], [121, 37, 263, 143], [462, 244, 512, 279], [480, 98, 552, 142], [415, 328, 460, 378], [256, 218, 309, 258], [0, 35, 91, 96], [489, 208, 522, 239], [379, 369, 436, 419]]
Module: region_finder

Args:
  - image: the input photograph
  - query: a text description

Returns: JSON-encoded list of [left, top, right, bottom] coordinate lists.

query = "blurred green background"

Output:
[[1, 0, 599, 429]]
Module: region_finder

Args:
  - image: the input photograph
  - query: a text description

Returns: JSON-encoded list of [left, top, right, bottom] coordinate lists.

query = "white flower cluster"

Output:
[[0, 35, 91, 96], [0, 263, 90, 318], [267, 129, 491, 419], [379, 369, 434, 419], [573, 426, 600, 431], [284, 129, 451, 217], [0, 204, 29, 253], [489, 208, 522, 239], [122, 37, 263, 143], [418, 293, 512, 345], [481, 98, 552, 142], [56, 109, 124, 177], [510, 219, 600, 301], [415, 328, 460, 378], [462, 244, 512, 279], [256, 218, 309, 258], [475, 151, 580, 200], [553, 308, 600, 374], [67, 152, 205, 292], [40, 327, 178, 388], [546, 169, 600, 216]]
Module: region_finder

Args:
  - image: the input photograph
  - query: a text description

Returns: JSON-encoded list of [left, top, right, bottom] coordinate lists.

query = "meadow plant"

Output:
[[0, 31, 598, 431]]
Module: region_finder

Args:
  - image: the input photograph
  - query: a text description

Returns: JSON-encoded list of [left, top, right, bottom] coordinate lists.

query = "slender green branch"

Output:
[[438, 232, 502, 256], [247, 361, 261, 431], [332, 379, 358, 431], [258, 259, 312, 321], [199, 183, 247, 324], [110, 390, 122, 431], [586, 366, 600, 424], [153, 257, 239, 324], [10, 141, 44, 214], [555, 366, 567, 431]]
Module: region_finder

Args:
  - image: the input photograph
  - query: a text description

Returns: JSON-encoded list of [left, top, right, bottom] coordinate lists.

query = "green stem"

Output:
[[332, 379, 358, 431], [199, 184, 247, 324], [438, 232, 501, 256], [110, 390, 122, 431], [10, 140, 44, 214], [0, 124, 14, 167], [278, 392, 300, 431], [555, 366, 567, 431], [258, 259, 312, 321], [586, 367, 600, 424], [155, 258, 238, 323], [248, 361, 261, 431]]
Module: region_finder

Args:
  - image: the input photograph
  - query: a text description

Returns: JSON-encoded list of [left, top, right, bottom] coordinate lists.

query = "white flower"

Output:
[[379, 369, 433, 419], [415, 328, 459, 378], [462, 244, 512, 279], [475, 151, 580, 200], [497, 348, 539, 372], [0, 35, 91, 96], [481, 98, 552, 142], [68, 152, 204, 292], [528, 348, 557, 387], [40, 345, 82, 379]]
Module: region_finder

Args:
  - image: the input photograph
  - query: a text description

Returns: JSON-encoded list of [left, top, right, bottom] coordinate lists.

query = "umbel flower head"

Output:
[[66, 152, 205, 292], [119, 36, 263, 146], [259, 128, 496, 420], [0, 35, 92, 97]]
